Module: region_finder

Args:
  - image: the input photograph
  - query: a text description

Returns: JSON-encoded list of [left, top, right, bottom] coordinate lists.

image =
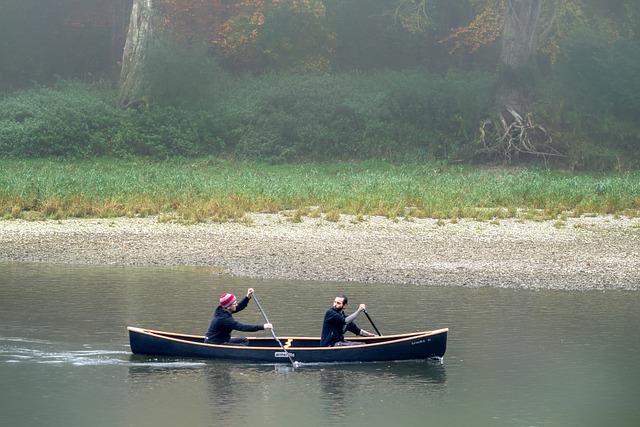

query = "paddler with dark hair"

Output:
[[321, 294, 376, 347]]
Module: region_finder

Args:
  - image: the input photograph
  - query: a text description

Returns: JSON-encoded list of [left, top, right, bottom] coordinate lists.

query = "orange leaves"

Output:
[[146, 0, 332, 72], [215, 2, 265, 54], [249, 11, 265, 27], [216, 0, 330, 68], [441, 6, 504, 53]]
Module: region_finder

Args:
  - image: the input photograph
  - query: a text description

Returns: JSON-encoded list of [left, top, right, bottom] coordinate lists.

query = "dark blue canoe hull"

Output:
[[128, 327, 448, 364]]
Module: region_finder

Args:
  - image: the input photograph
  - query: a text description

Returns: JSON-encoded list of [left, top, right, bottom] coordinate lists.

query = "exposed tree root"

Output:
[[479, 107, 565, 164]]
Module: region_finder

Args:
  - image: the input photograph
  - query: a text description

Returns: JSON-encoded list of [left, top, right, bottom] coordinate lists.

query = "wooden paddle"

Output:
[[364, 310, 382, 336], [253, 294, 297, 367]]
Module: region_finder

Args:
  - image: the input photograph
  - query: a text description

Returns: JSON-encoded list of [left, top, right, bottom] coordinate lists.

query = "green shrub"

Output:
[[0, 81, 225, 159], [122, 107, 224, 158], [2, 61, 636, 169], [540, 29, 640, 170], [0, 81, 121, 158], [227, 70, 495, 163], [144, 34, 230, 110]]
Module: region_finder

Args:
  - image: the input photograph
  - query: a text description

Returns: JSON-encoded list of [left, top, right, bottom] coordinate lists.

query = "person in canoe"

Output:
[[205, 288, 272, 345], [321, 294, 376, 346]]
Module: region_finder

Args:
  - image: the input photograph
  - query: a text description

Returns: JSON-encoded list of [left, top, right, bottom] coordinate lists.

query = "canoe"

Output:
[[127, 326, 448, 364]]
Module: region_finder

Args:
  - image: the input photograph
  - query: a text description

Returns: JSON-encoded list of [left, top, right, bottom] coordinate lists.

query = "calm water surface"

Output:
[[1, 261, 638, 427]]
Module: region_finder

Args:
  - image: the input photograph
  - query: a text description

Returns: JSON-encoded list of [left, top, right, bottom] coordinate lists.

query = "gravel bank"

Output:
[[1, 214, 639, 291]]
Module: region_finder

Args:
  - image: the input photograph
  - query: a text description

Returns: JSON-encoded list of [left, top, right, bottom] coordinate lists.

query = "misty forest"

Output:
[[1, 0, 639, 171]]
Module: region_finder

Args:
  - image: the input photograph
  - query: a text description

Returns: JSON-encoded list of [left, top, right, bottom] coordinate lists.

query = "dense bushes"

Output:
[[0, 81, 224, 159], [195, 70, 495, 163], [0, 53, 638, 169], [536, 29, 640, 171], [0, 71, 494, 162]]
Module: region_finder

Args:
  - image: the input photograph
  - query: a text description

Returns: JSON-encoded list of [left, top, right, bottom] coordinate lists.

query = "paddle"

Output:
[[364, 310, 382, 336], [252, 294, 296, 367]]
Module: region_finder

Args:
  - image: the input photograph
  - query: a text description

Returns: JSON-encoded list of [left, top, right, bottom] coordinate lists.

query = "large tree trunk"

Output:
[[109, 0, 131, 83], [479, 0, 563, 164], [118, 0, 157, 109], [499, 0, 542, 113]]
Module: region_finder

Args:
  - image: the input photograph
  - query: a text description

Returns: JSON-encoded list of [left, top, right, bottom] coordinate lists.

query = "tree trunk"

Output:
[[499, 0, 542, 113], [479, 0, 564, 163], [109, 0, 131, 83], [118, 0, 156, 109]]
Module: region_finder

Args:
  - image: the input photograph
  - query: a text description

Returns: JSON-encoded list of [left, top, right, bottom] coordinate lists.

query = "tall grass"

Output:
[[1, 159, 638, 222]]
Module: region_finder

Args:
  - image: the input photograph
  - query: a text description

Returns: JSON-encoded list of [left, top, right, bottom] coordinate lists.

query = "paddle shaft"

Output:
[[252, 295, 296, 366], [364, 310, 382, 336]]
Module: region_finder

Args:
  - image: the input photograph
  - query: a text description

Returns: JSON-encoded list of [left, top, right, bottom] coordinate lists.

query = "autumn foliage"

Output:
[[157, 0, 332, 71], [440, 6, 504, 54], [218, 0, 332, 72]]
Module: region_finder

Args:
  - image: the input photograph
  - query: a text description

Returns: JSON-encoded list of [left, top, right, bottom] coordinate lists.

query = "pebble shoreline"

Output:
[[1, 214, 639, 291]]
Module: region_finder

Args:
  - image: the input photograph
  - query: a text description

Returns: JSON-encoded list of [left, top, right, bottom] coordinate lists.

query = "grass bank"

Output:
[[1, 159, 638, 223]]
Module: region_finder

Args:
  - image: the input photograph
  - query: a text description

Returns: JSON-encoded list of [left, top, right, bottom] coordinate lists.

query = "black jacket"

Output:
[[205, 296, 264, 344], [320, 307, 361, 346]]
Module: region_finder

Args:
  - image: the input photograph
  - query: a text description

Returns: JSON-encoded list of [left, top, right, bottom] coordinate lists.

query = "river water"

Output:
[[1, 261, 638, 427]]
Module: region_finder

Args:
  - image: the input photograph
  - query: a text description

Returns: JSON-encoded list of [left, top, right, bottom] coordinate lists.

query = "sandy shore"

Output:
[[1, 214, 639, 291]]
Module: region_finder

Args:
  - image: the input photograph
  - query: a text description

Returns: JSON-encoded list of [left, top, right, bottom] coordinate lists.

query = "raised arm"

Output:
[[344, 303, 366, 324]]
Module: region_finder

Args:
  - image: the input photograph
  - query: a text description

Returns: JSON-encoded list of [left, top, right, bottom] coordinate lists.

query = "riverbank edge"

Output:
[[1, 214, 639, 291]]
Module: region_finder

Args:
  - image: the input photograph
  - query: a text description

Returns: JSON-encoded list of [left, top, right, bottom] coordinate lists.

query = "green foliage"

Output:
[[558, 29, 640, 122], [120, 106, 225, 158], [226, 70, 495, 163], [539, 29, 640, 170], [219, 0, 334, 73], [369, 70, 496, 160], [0, 81, 121, 158], [144, 35, 230, 110], [0, 59, 638, 169], [0, 81, 224, 159], [228, 73, 368, 162]]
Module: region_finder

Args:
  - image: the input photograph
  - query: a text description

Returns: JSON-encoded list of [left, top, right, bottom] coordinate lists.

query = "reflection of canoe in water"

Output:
[[128, 326, 448, 364]]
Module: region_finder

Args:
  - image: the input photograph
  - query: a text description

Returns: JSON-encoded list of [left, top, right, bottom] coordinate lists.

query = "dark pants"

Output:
[[204, 336, 249, 346], [227, 337, 249, 346]]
